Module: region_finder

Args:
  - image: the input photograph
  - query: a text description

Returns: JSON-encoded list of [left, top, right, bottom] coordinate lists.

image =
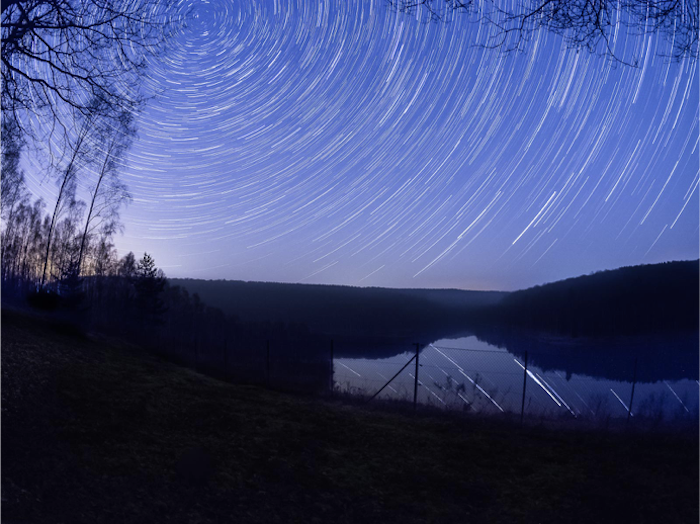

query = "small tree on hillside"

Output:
[[119, 251, 138, 280], [135, 252, 166, 327], [58, 257, 85, 312]]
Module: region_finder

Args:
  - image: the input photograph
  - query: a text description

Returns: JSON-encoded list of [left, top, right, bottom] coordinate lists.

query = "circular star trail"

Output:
[[28, 0, 700, 289]]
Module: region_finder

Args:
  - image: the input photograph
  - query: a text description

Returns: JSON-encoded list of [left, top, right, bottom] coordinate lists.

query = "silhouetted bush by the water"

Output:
[[26, 289, 61, 311]]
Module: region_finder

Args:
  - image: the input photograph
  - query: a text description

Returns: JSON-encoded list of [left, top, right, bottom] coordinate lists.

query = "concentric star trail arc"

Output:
[[23, 0, 699, 289]]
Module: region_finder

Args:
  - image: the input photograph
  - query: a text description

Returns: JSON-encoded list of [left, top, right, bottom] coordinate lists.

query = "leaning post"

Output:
[[627, 357, 638, 424], [330, 339, 335, 396], [223, 333, 228, 369], [520, 351, 528, 425], [413, 343, 420, 410], [266, 340, 270, 387]]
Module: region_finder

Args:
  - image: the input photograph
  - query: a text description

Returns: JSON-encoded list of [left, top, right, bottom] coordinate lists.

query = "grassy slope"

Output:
[[2, 309, 698, 524]]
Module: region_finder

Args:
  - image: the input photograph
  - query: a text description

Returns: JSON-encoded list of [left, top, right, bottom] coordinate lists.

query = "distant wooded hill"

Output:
[[173, 259, 698, 341], [168, 279, 505, 338], [482, 260, 699, 338]]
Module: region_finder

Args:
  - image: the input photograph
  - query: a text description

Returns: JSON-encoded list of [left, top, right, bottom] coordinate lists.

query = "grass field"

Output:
[[2, 308, 698, 523]]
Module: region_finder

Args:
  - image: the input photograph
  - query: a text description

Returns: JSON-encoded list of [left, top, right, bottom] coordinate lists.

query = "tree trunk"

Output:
[[77, 137, 116, 276], [40, 129, 88, 287]]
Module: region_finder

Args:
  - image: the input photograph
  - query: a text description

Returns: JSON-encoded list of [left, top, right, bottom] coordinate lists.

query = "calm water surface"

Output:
[[333, 335, 699, 422]]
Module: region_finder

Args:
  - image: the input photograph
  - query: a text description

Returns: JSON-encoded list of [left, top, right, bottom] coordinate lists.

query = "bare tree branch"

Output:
[[389, 0, 698, 63], [2, 0, 174, 148]]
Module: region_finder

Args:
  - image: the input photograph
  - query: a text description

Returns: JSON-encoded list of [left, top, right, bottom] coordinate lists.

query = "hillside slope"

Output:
[[2, 309, 698, 524], [486, 260, 699, 337]]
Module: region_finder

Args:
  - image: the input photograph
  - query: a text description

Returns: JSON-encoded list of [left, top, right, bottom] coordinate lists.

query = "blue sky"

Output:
[[23, 0, 699, 290]]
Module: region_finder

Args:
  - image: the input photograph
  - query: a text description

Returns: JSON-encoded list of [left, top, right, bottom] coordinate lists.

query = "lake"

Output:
[[332, 333, 699, 424]]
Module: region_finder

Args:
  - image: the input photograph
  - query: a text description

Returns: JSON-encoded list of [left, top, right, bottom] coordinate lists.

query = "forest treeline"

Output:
[[172, 259, 699, 343], [478, 260, 700, 338], [169, 278, 505, 339], [1, 114, 332, 391]]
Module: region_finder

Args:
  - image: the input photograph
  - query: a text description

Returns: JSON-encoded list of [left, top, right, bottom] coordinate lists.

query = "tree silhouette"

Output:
[[39, 108, 93, 286], [119, 251, 137, 280], [135, 252, 166, 326], [391, 0, 698, 63], [1, 0, 170, 146], [77, 110, 134, 276]]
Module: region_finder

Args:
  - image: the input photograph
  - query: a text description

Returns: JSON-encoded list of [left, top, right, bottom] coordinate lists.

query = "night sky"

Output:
[[24, 0, 699, 291]]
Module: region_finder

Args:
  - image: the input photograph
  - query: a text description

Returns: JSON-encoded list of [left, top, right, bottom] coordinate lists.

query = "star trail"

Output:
[[23, 0, 699, 290]]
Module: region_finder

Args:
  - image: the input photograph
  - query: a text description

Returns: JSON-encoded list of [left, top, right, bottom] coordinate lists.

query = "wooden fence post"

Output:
[[413, 343, 420, 409], [330, 339, 335, 396], [520, 351, 528, 425], [627, 357, 638, 424]]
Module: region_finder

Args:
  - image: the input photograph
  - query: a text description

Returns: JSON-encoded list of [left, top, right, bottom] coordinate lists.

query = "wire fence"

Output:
[[171, 330, 698, 429], [332, 342, 700, 427]]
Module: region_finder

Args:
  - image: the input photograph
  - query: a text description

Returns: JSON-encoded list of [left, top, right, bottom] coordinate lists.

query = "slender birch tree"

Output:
[[77, 111, 134, 276]]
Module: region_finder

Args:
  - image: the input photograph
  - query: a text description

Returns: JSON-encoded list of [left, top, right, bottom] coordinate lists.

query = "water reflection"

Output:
[[333, 334, 699, 421], [471, 328, 699, 383]]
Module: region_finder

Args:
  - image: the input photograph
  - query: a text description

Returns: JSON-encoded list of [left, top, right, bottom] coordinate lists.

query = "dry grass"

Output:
[[2, 308, 698, 523]]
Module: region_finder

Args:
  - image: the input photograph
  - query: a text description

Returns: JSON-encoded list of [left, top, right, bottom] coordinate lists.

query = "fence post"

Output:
[[367, 353, 417, 404], [413, 343, 420, 410], [330, 339, 335, 396], [627, 357, 638, 424], [520, 351, 528, 425], [266, 340, 270, 387]]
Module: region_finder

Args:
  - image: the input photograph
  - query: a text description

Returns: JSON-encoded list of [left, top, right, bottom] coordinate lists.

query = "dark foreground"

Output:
[[2, 309, 698, 524]]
